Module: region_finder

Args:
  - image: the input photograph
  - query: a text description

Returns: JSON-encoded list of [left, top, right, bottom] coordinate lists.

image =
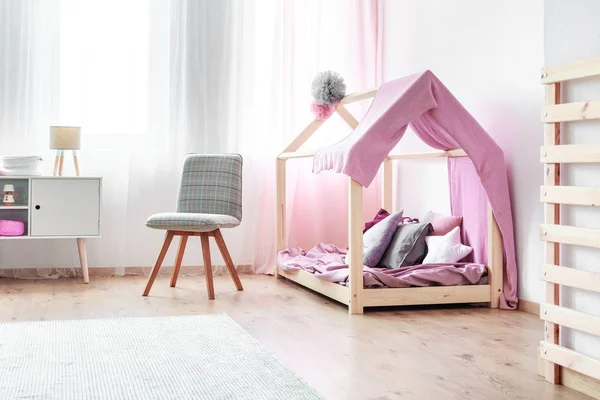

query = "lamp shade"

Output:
[[49, 126, 81, 150], [3, 184, 15, 192]]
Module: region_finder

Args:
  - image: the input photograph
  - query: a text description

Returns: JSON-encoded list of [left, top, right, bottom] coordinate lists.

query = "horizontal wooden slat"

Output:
[[387, 149, 467, 160], [540, 342, 600, 381], [541, 56, 600, 84], [278, 151, 315, 160], [541, 185, 600, 206], [540, 304, 600, 337], [278, 269, 349, 305], [537, 350, 600, 399], [541, 224, 600, 248], [541, 264, 600, 294], [280, 149, 468, 161], [339, 87, 379, 105], [541, 145, 600, 163], [542, 101, 600, 123], [362, 284, 490, 307]]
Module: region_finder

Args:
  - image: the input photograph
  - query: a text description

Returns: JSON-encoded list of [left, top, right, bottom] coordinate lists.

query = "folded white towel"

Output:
[[0, 155, 43, 167], [0, 156, 44, 176]]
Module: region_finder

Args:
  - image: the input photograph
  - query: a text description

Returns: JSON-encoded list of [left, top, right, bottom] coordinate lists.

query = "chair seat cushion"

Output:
[[146, 213, 240, 232]]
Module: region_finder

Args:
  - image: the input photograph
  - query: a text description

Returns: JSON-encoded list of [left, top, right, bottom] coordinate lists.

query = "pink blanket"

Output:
[[312, 71, 517, 309], [278, 243, 487, 289]]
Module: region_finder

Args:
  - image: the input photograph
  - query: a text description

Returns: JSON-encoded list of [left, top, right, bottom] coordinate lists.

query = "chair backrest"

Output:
[[177, 154, 243, 221]]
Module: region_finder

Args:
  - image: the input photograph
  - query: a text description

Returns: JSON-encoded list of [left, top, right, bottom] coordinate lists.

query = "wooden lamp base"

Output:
[[53, 150, 80, 177]]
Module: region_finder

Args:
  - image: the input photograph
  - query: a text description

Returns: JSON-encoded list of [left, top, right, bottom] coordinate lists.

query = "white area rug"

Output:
[[0, 313, 323, 400]]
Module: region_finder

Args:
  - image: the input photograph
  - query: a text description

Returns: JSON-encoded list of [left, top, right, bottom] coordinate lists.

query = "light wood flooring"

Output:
[[0, 274, 591, 400]]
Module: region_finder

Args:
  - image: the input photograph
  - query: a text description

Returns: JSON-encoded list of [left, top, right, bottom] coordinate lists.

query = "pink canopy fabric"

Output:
[[313, 70, 517, 310]]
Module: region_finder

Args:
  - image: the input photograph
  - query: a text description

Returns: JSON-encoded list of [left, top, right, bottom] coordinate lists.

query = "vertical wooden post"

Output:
[[543, 82, 561, 384], [487, 202, 503, 308], [382, 159, 393, 211], [276, 158, 286, 278], [348, 178, 364, 314]]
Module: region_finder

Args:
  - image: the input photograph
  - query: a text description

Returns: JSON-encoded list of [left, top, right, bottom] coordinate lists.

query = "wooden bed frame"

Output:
[[276, 88, 504, 314], [539, 56, 600, 387]]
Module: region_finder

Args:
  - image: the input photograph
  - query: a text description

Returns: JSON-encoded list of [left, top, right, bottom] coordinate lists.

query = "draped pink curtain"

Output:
[[447, 157, 488, 265], [251, 0, 383, 273]]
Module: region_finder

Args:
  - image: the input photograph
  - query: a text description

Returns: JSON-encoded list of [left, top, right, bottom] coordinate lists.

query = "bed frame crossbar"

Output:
[[279, 149, 468, 161]]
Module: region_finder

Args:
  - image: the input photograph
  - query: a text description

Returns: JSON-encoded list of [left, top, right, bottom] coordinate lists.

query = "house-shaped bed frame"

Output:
[[276, 87, 504, 315]]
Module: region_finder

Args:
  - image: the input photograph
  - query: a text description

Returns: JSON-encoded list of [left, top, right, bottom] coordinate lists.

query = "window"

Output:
[[58, 0, 149, 136]]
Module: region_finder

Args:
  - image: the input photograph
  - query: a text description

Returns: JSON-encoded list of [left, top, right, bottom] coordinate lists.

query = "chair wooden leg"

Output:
[[200, 233, 215, 300], [170, 234, 188, 287], [143, 231, 175, 296], [213, 229, 243, 291]]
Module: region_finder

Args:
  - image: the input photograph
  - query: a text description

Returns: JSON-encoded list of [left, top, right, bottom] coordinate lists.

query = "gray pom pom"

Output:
[[311, 70, 346, 105]]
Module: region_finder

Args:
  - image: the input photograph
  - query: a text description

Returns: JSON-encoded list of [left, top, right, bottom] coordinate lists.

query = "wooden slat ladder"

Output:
[[539, 56, 600, 389]]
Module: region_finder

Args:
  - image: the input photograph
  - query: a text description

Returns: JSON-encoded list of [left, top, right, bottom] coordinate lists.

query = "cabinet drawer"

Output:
[[30, 179, 100, 237]]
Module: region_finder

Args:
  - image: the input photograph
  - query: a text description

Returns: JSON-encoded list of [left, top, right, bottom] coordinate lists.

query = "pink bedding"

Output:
[[278, 243, 487, 289]]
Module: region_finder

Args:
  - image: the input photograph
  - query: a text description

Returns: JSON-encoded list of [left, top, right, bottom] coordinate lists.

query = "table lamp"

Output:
[[50, 126, 81, 176]]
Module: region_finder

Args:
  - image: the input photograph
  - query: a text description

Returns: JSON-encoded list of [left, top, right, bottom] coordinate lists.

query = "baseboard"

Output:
[[518, 298, 540, 315], [0, 265, 254, 279], [537, 347, 600, 399]]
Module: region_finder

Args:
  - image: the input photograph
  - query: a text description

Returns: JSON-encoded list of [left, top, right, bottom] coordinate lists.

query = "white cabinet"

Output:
[[0, 176, 102, 284], [31, 178, 101, 237]]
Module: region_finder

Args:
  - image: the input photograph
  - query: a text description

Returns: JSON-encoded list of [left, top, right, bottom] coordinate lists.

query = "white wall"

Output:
[[545, 0, 600, 360], [383, 0, 545, 301]]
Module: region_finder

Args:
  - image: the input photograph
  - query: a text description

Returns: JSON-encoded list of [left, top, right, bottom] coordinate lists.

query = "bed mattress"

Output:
[[278, 243, 488, 289]]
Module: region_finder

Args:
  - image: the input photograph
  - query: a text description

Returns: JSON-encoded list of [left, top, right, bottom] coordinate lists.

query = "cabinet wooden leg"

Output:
[[200, 233, 215, 300], [76, 238, 89, 284]]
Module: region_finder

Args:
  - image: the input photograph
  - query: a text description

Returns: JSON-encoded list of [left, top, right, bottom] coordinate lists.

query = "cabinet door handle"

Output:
[[35, 205, 40, 210]]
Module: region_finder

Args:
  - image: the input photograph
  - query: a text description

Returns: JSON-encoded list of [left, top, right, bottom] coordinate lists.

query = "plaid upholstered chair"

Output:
[[142, 154, 244, 299]]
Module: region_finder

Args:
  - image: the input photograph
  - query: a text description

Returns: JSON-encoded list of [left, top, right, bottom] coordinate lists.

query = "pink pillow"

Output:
[[423, 211, 463, 236], [363, 208, 390, 233]]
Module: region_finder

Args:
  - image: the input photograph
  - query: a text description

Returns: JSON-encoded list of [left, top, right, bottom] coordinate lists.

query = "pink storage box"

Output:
[[0, 220, 25, 236]]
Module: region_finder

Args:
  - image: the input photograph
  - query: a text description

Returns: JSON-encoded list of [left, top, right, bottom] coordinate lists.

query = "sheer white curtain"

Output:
[[0, 0, 382, 275]]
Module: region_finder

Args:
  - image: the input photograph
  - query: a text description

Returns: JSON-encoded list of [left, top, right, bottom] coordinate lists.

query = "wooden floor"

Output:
[[0, 274, 591, 400]]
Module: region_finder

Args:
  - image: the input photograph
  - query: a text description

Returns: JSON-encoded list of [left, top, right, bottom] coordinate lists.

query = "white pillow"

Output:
[[422, 226, 472, 264]]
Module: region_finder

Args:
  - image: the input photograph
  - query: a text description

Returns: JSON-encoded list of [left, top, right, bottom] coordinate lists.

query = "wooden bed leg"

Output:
[[487, 202, 503, 309], [382, 159, 393, 212], [276, 158, 286, 279], [348, 178, 364, 314], [543, 82, 561, 384]]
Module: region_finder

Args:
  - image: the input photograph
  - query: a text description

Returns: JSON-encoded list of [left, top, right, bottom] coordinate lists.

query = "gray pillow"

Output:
[[345, 210, 404, 267], [378, 223, 433, 269]]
